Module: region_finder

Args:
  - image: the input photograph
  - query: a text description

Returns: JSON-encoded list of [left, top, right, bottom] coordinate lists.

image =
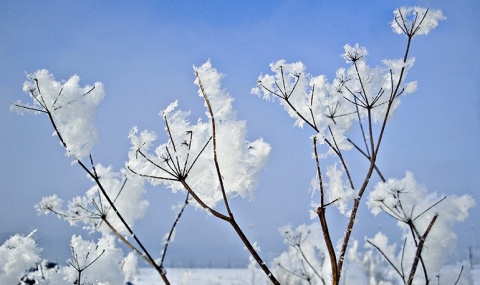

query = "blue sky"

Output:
[[1, 0, 479, 266]]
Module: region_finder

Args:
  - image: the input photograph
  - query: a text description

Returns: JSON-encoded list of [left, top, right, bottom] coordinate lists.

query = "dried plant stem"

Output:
[[336, 28, 416, 281], [313, 137, 339, 284], [194, 71, 280, 285], [69, 246, 105, 285], [102, 218, 156, 267], [407, 214, 438, 285], [159, 193, 190, 267], [366, 239, 404, 279], [179, 178, 279, 284]]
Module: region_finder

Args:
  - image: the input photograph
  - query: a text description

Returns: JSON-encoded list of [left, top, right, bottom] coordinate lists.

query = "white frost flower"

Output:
[[35, 166, 148, 236], [0, 231, 42, 284], [341, 43, 368, 63], [64, 235, 125, 284], [194, 60, 235, 121], [273, 223, 330, 284], [367, 171, 475, 281], [35, 194, 64, 216], [391, 7, 445, 36], [128, 61, 271, 209], [326, 163, 355, 215], [14, 70, 104, 160]]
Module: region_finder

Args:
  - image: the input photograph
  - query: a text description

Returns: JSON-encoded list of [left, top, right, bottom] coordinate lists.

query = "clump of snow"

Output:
[[194, 60, 235, 122], [273, 223, 330, 285], [325, 163, 355, 215], [36, 166, 148, 236], [0, 233, 137, 284], [13, 70, 104, 160], [63, 235, 126, 284], [367, 171, 475, 282], [391, 7, 446, 36], [341, 43, 368, 63], [0, 231, 42, 284], [122, 252, 139, 284]]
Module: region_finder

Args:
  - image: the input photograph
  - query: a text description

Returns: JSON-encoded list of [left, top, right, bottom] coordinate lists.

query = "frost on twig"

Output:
[[12, 70, 104, 160], [35, 166, 148, 236], [127, 60, 279, 284], [0, 231, 42, 284], [391, 7, 445, 37], [13, 70, 169, 283], [273, 224, 327, 285], [253, 5, 460, 285], [367, 172, 475, 283], [127, 60, 271, 209], [65, 235, 125, 285]]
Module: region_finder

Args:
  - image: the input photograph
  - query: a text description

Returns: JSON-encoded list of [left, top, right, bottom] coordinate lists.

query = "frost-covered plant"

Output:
[[127, 61, 270, 207], [1, 233, 138, 285], [13, 70, 104, 160], [126, 60, 278, 284], [11, 60, 274, 284], [273, 223, 328, 285], [348, 240, 400, 285], [252, 6, 468, 285], [366, 172, 475, 284], [0, 231, 42, 284], [64, 235, 125, 285], [12, 71, 168, 283], [36, 166, 148, 236]]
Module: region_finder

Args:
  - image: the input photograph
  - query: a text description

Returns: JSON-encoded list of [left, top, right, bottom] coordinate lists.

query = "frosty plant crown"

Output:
[[6, 6, 474, 285]]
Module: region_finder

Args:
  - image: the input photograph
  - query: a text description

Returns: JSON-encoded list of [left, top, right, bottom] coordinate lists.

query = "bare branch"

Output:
[[160, 193, 190, 267], [407, 214, 438, 285], [366, 239, 403, 279]]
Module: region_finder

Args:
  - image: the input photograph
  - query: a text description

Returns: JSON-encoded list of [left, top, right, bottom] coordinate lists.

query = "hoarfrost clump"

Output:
[[348, 240, 398, 285], [194, 60, 235, 121], [83, 166, 149, 235], [325, 163, 355, 216], [127, 60, 271, 208], [0, 233, 135, 284], [12, 70, 104, 160], [273, 223, 328, 285], [367, 171, 475, 282], [0, 231, 42, 284], [64, 235, 126, 285], [309, 163, 355, 217], [252, 42, 418, 156], [35, 166, 148, 236], [122, 252, 139, 284], [391, 7, 445, 36]]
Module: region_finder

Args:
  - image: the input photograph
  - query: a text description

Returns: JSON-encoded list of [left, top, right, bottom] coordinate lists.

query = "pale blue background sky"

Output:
[[1, 0, 479, 266]]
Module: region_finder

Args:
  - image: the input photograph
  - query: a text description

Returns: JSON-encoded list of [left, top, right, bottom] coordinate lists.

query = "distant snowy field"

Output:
[[134, 265, 480, 285], [134, 268, 264, 285]]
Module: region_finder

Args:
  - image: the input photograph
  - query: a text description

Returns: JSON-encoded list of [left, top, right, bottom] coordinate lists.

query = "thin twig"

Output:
[[407, 214, 438, 285], [313, 136, 339, 284], [160, 193, 190, 267], [195, 71, 232, 217], [366, 239, 403, 279]]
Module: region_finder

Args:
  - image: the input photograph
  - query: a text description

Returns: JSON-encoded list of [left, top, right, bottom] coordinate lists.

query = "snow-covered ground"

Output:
[[133, 263, 367, 285], [134, 268, 264, 285], [134, 265, 480, 285]]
